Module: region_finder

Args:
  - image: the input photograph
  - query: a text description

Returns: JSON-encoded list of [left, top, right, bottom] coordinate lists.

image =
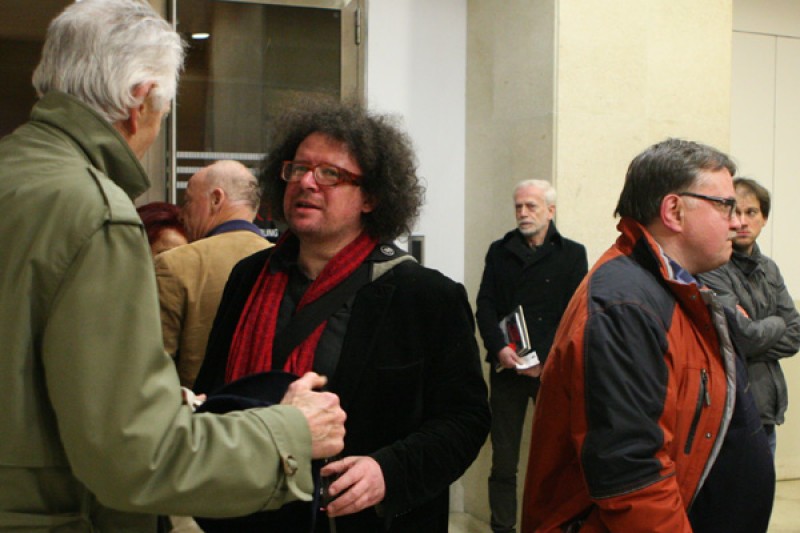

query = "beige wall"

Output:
[[464, 0, 555, 519], [554, 1, 733, 262], [465, 0, 734, 524], [732, 0, 800, 481], [779, 343, 800, 479]]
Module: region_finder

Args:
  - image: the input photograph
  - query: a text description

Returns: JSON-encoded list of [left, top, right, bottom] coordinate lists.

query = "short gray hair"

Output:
[[32, 0, 185, 123], [206, 160, 262, 212], [514, 179, 556, 206], [614, 139, 736, 225]]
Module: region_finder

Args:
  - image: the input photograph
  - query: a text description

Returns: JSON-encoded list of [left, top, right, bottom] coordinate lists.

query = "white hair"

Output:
[[514, 179, 556, 205], [32, 0, 185, 123]]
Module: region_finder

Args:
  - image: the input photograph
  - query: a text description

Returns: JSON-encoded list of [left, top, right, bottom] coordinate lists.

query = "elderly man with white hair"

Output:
[[0, 1, 344, 530], [476, 179, 587, 533]]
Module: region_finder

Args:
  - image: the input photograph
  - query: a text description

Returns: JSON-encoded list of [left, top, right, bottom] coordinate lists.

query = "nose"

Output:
[[297, 168, 319, 189], [729, 211, 742, 230]]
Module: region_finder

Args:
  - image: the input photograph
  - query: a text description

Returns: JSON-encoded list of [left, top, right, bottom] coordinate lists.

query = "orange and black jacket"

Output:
[[521, 218, 741, 532]]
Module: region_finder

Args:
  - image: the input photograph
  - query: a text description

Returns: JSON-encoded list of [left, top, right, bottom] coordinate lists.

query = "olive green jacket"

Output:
[[0, 92, 313, 531]]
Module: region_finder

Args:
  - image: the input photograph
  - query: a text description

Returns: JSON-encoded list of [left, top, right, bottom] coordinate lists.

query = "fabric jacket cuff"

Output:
[[250, 405, 315, 510]]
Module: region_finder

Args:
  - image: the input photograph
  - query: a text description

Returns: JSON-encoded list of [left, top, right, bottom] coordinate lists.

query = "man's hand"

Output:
[[320, 456, 386, 517], [497, 345, 523, 369], [180, 387, 206, 411], [281, 372, 346, 459]]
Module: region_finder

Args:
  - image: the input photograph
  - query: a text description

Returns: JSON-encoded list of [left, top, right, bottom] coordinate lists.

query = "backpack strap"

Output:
[[272, 264, 370, 367], [271, 246, 417, 367]]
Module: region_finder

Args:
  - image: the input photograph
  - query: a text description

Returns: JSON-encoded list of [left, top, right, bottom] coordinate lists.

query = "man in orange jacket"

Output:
[[521, 139, 774, 533]]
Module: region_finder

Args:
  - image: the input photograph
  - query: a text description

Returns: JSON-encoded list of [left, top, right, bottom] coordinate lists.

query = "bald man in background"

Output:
[[156, 160, 272, 388]]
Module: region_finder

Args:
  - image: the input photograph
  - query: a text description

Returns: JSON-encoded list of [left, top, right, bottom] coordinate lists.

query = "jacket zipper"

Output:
[[685, 369, 710, 454]]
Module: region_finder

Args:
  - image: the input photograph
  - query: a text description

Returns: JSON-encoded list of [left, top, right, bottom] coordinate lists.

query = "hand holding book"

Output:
[[496, 305, 540, 372], [500, 305, 532, 355], [514, 350, 540, 370]]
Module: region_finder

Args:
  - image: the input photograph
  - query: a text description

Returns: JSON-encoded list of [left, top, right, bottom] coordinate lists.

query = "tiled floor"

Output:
[[448, 511, 486, 533], [769, 479, 800, 533], [449, 479, 800, 533]]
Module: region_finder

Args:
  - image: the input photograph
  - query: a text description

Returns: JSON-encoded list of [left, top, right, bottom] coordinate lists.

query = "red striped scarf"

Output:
[[225, 231, 378, 382]]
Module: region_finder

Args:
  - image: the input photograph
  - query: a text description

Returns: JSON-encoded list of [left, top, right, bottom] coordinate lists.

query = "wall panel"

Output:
[[731, 26, 800, 480]]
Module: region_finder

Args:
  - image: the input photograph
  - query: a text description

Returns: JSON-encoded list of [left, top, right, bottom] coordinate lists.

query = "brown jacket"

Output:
[[155, 229, 271, 388]]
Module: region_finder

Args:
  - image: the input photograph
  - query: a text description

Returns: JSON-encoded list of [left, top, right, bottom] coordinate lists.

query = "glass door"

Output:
[[0, 0, 73, 138], [169, 0, 365, 234]]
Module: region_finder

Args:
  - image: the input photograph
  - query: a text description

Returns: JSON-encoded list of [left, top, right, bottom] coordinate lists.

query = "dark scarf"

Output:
[[226, 231, 378, 382]]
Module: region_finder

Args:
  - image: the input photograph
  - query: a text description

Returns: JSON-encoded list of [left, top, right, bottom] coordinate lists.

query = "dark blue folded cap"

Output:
[[194, 370, 298, 414], [193, 370, 321, 533]]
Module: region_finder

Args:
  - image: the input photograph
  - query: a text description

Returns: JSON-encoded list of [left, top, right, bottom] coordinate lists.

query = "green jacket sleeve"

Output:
[[41, 220, 314, 517]]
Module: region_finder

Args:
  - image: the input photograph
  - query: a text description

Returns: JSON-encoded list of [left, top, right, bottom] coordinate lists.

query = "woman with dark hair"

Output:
[[137, 201, 188, 257]]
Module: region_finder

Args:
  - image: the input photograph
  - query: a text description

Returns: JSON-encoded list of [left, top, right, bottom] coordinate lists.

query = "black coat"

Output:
[[476, 223, 588, 367], [195, 246, 490, 533]]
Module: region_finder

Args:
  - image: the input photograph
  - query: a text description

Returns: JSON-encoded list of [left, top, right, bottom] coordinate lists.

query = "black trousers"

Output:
[[488, 368, 538, 533]]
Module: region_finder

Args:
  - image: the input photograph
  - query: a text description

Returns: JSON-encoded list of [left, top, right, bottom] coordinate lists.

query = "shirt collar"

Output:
[[667, 256, 698, 285], [205, 219, 264, 238], [649, 236, 698, 285]]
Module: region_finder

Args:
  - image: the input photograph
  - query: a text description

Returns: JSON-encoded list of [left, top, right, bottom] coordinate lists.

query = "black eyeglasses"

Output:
[[678, 192, 737, 219], [280, 161, 362, 187]]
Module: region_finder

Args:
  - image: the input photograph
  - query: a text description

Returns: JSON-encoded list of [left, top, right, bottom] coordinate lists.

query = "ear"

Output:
[[660, 193, 684, 233], [125, 82, 157, 136], [361, 194, 377, 214], [209, 188, 225, 211], [546, 203, 556, 220]]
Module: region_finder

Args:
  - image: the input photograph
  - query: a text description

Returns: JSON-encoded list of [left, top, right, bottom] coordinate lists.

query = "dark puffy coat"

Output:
[[699, 244, 800, 424]]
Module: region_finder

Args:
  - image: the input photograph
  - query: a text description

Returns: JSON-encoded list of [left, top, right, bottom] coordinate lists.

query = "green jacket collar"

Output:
[[30, 91, 151, 200]]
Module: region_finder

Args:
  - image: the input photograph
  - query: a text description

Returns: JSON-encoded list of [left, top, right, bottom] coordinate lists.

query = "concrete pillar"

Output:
[[464, 0, 733, 524]]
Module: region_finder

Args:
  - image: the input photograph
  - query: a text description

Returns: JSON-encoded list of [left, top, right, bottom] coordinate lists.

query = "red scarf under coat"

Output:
[[225, 231, 377, 382]]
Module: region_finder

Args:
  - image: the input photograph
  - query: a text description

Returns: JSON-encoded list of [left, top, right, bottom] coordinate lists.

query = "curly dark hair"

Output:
[[261, 99, 425, 241]]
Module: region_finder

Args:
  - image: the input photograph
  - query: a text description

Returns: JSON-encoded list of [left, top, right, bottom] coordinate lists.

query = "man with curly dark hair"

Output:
[[260, 100, 424, 242], [194, 100, 490, 533]]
